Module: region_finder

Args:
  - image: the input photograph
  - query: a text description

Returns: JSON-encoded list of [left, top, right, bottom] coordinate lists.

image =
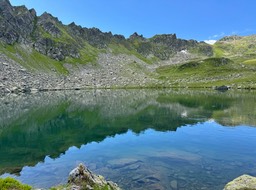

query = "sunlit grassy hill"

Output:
[[155, 35, 256, 88]]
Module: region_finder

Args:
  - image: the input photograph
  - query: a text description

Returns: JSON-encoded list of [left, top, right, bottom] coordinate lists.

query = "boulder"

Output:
[[215, 85, 230, 91], [68, 163, 122, 190], [224, 174, 256, 190]]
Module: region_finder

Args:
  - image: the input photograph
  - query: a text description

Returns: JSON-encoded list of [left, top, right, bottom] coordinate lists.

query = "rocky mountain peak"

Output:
[[0, 0, 36, 44], [29, 8, 36, 17], [219, 35, 243, 42], [0, 0, 12, 8], [129, 32, 145, 41], [37, 14, 61, 38], [39, 12, 61, 25], [0, 0, 13, 15], [68, 22, 78, 28], [151, 34, 177, 44]]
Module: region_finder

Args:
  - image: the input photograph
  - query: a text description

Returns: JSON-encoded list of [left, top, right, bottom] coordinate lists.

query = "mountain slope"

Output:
[[155, 35, 256, 89], [0, 0, 255, 91]]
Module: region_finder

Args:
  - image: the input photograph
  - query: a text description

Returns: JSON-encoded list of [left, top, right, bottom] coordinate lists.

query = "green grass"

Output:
[[0, 41, 100, 73], [156, 57, 256, 88], [213, 35, 256, 58], [243, 59, 256, 65], [213, 44, 224, 57], [0, 177, 32, 190], [64, 42, 101, 65], [35, 22, 100, 65], [38, 23, 76, 44], [0, 177, 111, 190], [0, 43, 68, 74], [108, 42, 158, 64], [52, 184, 111, 190], [158, 57, 234, 74]]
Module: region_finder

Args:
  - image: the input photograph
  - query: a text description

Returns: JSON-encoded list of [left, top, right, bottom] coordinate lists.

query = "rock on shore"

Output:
[[67, 163, 121, 190], [224, 174, 256, 190]]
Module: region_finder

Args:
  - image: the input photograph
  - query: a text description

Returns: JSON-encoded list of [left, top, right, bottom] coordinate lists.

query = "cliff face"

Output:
[[0, 0, 36, 45], [0, 0, 213, 62]]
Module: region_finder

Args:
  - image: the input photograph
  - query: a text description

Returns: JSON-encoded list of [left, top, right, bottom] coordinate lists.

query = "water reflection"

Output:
[[0, 89, 256, 189]]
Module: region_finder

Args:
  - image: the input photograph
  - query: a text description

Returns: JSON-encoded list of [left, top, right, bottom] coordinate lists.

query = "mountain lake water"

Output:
[[0, 89, 256, 190]]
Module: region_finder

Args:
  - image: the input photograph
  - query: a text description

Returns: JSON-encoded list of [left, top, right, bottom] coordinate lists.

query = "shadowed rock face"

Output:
[[0, 0, 213, 61], [0, 0, 36, 45]]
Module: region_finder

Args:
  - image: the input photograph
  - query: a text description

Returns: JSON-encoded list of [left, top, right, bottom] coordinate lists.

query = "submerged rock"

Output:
[[215, 85, 230, 91], [224, 174, 256, 190], [170, 180, 178, 189], [68, 163, 122, 190]]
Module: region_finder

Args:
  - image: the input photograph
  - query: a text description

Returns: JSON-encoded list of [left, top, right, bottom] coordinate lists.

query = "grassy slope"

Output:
[[156, 35, 256, 88], [0, 19, 106, 74], [0, 41, 68, 74], [0, 177, 31, 190], [37, 23, 102, 66]]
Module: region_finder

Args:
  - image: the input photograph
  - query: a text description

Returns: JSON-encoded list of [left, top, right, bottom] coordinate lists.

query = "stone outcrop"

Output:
[[224, 174, 256, 190], [68, 163, 121, 190], [128, 33, 213, 60]]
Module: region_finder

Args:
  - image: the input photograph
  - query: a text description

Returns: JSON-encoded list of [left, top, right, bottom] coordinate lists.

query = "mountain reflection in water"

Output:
[[0, 89, 256, 190]]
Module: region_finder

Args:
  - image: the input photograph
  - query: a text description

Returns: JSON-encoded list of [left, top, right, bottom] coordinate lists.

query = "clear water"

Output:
[[0, 89, 256, 190]]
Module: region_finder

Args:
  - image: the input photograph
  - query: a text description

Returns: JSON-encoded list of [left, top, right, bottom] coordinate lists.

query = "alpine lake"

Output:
[[0, 89, 256, 190]]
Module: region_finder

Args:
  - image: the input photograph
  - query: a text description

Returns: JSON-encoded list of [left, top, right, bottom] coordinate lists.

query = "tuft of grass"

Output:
[[243, 59, 256, 66], [0, 177, 32, 190]]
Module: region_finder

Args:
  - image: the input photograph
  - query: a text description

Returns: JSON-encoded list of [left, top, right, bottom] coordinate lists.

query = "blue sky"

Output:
[[10, 0, 256, 42]]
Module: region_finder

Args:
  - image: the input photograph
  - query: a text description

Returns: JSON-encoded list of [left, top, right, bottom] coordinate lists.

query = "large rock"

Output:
[[68, 163, 122, 190], [224, 174, 256, 190]]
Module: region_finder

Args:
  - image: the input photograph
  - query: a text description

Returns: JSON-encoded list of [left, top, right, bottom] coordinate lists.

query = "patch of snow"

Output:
[[181, 111, 187, 118], [204, 40, 217, 45], [207, 119, 215, 123], [180, 50, 188, 54]]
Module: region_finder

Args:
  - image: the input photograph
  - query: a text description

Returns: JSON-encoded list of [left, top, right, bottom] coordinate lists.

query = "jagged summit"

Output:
[[0, 0, 212, 61], [129, 32, 145, 40], [39, 12, 61, 24], [0, 0, 11, 6]]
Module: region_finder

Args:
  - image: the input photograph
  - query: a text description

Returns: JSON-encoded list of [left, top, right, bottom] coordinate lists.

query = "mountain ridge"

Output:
[[0, 0, 256, 92], [0, 0, 212, 61]]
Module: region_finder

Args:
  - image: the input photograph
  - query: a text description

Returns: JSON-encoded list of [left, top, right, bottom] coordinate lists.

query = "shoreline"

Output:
[[1, 85, 256, 96]]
